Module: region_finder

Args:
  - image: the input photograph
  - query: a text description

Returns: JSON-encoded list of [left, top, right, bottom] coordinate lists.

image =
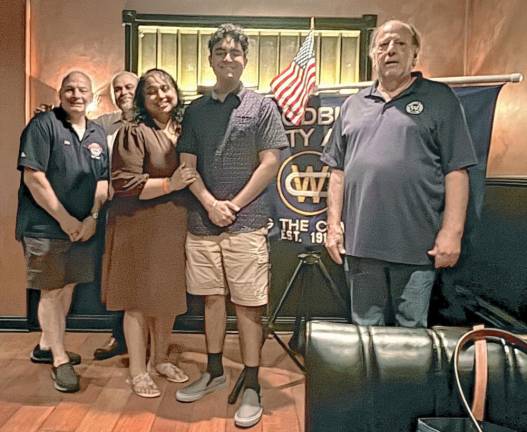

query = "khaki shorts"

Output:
[[185, 227, 270, 306]]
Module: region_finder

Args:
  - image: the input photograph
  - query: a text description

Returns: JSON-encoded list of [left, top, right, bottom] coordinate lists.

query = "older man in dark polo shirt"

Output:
[[322, 20, 477, 328], [176, 24, 288, 427], [16, 71, 108, 392]]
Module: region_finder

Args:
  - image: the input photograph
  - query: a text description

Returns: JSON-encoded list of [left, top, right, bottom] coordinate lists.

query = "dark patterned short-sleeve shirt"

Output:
[[178, 87, 288, 235]]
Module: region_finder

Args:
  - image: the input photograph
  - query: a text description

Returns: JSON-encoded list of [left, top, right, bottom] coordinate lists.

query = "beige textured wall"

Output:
[[29, 0, 127, 116], [29, 0, 469, 114], [466, 0, 527, 177], [0, 0, 27, 316]]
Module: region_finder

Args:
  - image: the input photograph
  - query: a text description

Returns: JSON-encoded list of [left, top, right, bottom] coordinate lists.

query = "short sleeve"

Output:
[[176, 105, 198, 155], [111, 124, 149, 197], [256, 99, 289, 152], [18, 115, 51, 172], [97, 139, 110, 181], [435, 88, 477, 174], [320, 112, 345, 169]]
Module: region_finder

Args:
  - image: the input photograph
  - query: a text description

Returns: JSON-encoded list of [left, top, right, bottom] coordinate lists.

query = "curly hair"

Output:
[[208, 23, 249, 56], [134, 68, 184, 126]]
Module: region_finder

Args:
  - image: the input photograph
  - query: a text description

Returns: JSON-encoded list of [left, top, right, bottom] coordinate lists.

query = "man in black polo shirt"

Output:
[[176, 24, 288, 427], [322, 20, 477, 328], [16, 71, 108, 392]]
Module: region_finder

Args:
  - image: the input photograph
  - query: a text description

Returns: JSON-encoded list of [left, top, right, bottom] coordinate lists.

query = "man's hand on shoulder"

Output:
[[428, 228, 462, 269], [33, 104, 54, 117], [208, 200, 240, 227], [325, 222, 345, 265]]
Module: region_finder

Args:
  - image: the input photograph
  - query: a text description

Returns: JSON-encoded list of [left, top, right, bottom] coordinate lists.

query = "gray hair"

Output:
[[369, 20, 421, 57], [59, 70, 93, 92], [111, 71, 139, 88]]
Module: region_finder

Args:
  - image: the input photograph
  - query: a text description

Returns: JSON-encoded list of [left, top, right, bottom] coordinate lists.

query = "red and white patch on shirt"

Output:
[[87, 143, 103, 159]]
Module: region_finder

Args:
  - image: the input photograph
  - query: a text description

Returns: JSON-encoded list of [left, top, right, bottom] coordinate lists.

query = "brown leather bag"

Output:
[[417, 327, 527, 432]]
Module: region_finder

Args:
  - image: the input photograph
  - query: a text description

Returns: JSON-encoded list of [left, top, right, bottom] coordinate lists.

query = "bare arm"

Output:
[[325, 169, 346, 264], [138, 162, 197, 200], [180, 153, 239, 227], [76, 180, 109, 242], [231, 148, 281, 209], [428, 169, 470, 268], [23, 167, 82, 240]]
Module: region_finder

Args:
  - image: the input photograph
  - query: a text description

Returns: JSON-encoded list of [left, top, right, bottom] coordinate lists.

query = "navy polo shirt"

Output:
[[177, 86, 288, 235], [16, 107, 108, 240], [321, 72, 477, 265]]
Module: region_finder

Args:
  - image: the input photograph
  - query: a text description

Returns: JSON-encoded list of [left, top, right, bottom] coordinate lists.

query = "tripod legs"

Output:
[[227, 251, 347, 404], [228, 368, 246, 404]]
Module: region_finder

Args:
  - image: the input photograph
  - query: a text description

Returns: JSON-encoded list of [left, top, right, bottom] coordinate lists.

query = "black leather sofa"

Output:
[[305, 321, 527, 432]]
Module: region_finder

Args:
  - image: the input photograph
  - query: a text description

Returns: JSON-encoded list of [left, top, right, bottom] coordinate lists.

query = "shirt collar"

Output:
[[55, 106, 96, 133], [367, 71, 423, 100], [211, 82, 246, 102]]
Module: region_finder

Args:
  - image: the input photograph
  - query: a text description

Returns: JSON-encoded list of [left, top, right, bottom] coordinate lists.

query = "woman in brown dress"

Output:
[[102, 68, 196, 397]]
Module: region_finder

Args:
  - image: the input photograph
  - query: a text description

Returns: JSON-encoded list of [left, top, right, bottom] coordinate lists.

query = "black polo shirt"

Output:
[[16, 107, 108, 240], [178, 87, 288, 235], [321, 72, 477, 265]]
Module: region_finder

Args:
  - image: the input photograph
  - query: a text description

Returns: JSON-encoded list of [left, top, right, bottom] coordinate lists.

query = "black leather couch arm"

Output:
[[305, 321, 527, 432]]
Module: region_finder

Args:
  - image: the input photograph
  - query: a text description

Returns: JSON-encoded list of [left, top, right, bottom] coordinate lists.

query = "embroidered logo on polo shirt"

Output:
[[406, 101, 424, 115], [87, 143, 103, 159], [64, 140, 71, 145]]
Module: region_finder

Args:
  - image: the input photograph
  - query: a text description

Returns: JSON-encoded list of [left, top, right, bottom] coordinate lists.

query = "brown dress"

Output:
[[102, 122, 188, 317]]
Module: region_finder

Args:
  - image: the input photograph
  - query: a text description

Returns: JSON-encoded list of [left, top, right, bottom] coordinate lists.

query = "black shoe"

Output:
[[93, 337, 127, 361], [51, 363, 80, 393], [31, 345, 81, 366]]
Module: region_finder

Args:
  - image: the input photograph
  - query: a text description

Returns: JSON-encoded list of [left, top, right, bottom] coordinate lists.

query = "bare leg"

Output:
[[38, 284, 76, 367], [235, 305, 264, 367], [151, 315, 174, 365], [204, 295, 227, 353], [124, 309, 148, 377], [39, 283, 75, 350], [146, 317, 155, 368]]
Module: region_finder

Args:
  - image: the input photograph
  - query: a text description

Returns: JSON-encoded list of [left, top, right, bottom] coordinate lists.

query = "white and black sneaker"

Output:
[[175, 372, 227, 403], [234, 388, 263, 428]]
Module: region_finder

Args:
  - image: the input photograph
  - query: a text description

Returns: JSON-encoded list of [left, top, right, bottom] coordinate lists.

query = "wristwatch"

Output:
[[90, 211, 99, 220]]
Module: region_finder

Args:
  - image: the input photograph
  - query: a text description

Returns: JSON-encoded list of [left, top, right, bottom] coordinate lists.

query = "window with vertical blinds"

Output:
[[123, 12, 377, 100]]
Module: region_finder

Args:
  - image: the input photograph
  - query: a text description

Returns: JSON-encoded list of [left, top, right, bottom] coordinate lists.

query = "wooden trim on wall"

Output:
[[485, 177, 527, 187], [0, 317, 29, 332]]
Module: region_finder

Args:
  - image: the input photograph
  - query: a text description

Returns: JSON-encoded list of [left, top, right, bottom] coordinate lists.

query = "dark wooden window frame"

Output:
[[122, 11, 377, 83]]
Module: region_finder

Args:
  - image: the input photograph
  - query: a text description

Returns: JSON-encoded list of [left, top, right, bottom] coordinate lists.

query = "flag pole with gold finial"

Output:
[[310, 17, 317, 91]]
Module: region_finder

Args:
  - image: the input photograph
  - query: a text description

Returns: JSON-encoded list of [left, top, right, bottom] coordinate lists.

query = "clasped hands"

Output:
[[208, 199, 240, 227], [60, 215, 95, 242]]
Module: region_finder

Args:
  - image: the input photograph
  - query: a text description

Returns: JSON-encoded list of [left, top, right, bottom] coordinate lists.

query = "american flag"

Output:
[[270, 31, 316, 126]]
